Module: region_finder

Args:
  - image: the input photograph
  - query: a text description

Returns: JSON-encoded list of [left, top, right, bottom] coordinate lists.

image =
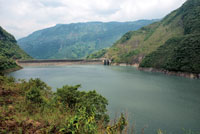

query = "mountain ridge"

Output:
[[18, 20, 158, 59], [102, 0, 200, 74]]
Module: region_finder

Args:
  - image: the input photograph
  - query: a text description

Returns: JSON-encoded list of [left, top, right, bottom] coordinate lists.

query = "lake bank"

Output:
[[16, 59, 200, 79], [138, 67, 200, 79], [2, 65, 22, 74], [111, 62, 200, 79]]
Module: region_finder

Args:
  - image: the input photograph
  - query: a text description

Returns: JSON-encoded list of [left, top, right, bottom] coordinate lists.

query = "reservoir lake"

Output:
[[8, 65, 200, 134]]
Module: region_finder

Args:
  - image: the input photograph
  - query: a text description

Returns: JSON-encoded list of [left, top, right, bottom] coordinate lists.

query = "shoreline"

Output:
[[138, 67, 200, 79], [15, 60, 200, 79], [111, 63, 200, 79], [2, 65, 22, 74]]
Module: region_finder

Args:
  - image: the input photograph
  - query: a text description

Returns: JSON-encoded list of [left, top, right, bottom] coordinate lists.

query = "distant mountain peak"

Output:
[[18, 20, 158, 59]]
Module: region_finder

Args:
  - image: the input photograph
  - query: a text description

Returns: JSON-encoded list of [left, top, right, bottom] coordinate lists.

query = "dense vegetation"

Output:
[[103, 0, 200, 74], [0, 26, 31, 73], [140, 34, 200, 73], [0, 76, 127, 133], [18, 20, 158, 59], [87, 49, 108, 59], [140, 0, 200, 73]]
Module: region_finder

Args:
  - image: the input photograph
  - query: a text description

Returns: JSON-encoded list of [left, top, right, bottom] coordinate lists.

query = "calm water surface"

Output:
[[9, 65, 200, 134]]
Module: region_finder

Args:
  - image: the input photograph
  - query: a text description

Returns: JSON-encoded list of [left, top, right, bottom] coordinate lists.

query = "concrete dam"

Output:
[[17, 59, 111, 66]]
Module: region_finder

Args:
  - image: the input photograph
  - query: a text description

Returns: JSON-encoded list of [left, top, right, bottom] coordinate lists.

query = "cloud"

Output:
[[0, 0, 186, 39], [40, 0, 65, 8]]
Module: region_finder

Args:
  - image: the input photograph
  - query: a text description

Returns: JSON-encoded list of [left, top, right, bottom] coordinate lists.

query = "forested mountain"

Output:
[[103, 0, 200, 74], [0, 26, 31, 72], [18, 20, 158, 59]]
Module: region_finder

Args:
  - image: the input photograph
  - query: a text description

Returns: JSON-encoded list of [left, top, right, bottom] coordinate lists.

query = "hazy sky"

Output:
[[0, 0, 186, 39]]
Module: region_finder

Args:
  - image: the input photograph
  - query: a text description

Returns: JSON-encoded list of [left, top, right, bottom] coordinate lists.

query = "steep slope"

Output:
[[140, 34, 200, 74], [18, 20, 158, 59], [0, 26, 31, 73], [86, 48, 108, 59], [105, 0, 200, 74]]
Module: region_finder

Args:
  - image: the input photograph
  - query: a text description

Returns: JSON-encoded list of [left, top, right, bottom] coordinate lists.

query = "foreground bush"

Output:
[[0, 76, 127, 133]]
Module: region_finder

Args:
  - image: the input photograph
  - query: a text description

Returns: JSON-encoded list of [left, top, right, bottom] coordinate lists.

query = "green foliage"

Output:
[[60, 107, 98, 134], [164, 34, 200, 73], [117, 31, 134, 44], [140, 36, 183, 68], [140, 0, 200, 73], [22, 78, 52, 114], [0, 76, 127, 133], [0, 75, 15, 85], [142, 22, 160, 41], [54, 85, 109, 123], [140, 34, 200, 73], [162, 10, 179, 26], [18, 20, 158, 59], [86, 48, 107, 59], [105, 0, 200, 74], [0, 26, 32, 73], [0, 55, 18, 72], [26, 87, 44, 104], [27, 78, 51, 92], [157, 129, 167, 134], [117, 50, 140, 64], [79, 90, 109, 123], [55, 85, 81, 109], [106, 113, 127, 134], [108, 49, 140, 64], [178, 0, 200, 34], [0, 26, 16, 43], [105, 7, 183, 64]]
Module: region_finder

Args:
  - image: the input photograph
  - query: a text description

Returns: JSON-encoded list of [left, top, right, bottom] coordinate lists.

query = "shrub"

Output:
[[25, 87, 43, 104]]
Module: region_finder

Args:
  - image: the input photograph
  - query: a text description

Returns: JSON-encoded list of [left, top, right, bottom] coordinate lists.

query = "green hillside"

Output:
[[86, 48, 108, 59], [0, 26, 31, 73], [140, 34, 200, 73], [18, 20, 158, 59], [104, 0, 200, 74]]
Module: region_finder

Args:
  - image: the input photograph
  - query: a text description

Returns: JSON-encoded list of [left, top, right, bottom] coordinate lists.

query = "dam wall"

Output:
[[17, 59, 103, 66]]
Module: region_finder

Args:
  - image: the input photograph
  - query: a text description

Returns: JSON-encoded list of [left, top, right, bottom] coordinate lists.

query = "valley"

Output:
[[1, 0, 200, 133]]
